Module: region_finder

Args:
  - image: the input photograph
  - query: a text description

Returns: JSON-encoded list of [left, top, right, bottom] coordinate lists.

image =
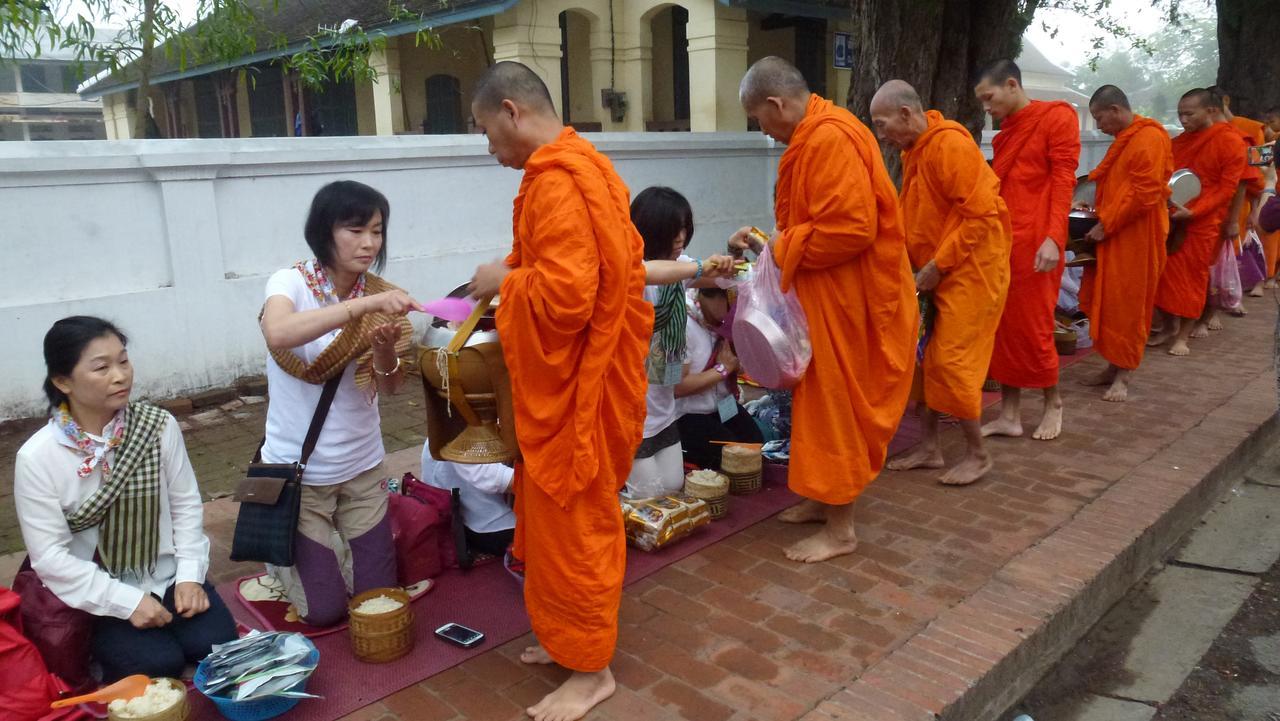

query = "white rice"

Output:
[[108, 681, 183, 718], [354, 595, 404, 614]]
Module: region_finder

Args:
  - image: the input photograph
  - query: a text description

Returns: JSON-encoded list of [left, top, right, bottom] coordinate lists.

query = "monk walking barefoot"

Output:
[[740, 58, 916, 563], [1153, 89, 1248, 359], [974, 60, 1079, 443], [1077, 85, 1174, 403], [872, 80, 1011, 486], [468, 62, 650, 721]]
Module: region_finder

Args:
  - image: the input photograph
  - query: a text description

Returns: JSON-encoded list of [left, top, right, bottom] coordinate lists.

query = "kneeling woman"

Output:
[[259, 180, 419, 626], [15, 316, 237, 682]]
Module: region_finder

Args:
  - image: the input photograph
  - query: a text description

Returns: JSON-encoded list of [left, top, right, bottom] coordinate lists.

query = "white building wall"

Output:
[[0, 133, 781, 419], [0, 131, 1112, 420]]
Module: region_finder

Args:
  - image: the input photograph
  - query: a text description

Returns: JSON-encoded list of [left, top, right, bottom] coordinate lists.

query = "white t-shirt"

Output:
[[642, 257, 695, 438], [420, 444, 515, 534], [14, 414, 209, 620], [262, 268, 384, 485], [677, 317, 730, 416]]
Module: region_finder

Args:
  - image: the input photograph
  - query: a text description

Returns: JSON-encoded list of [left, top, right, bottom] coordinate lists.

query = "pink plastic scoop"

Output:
[[422, 297, 476, 322]]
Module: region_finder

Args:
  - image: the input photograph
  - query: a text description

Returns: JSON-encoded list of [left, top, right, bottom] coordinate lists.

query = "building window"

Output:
[[193, 75, 224, 138], [248, 64, 287, 137], [424, 74, 462, 134]]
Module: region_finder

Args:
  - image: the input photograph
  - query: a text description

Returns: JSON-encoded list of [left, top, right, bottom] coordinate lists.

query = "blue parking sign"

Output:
[[833, 32, 853, 70]]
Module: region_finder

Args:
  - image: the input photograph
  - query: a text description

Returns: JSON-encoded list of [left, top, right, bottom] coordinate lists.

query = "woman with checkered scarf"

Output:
[[14, 316, 236, 683]]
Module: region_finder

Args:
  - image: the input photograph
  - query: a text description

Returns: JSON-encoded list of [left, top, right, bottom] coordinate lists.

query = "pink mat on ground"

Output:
[[189, 347, 1097, 720], [196, 476, 802, 721]]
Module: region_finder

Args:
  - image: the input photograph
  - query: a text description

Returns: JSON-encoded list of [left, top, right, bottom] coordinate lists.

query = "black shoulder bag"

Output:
[[230, 373, 342, 567]]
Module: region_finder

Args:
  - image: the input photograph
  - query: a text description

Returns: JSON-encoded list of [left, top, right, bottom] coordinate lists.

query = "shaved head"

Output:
[[739, 56, 810, 110], [1182, 87, 1223, 111], [472, 61, 555, 115], [977, 59, 1022, 88], [870, 79, 922, 114], [1089, 84, 1130, 111]]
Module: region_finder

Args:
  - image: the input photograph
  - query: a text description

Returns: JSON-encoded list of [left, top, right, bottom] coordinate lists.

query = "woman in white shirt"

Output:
[[15, 316, 235, 683], [675, 287, 764, 469], [624, 187, 733, 497], [258, 181, 421, 626]]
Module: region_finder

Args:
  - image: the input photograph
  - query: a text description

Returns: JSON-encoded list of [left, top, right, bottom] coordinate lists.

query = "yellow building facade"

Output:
[[89, 0, 852, 138]]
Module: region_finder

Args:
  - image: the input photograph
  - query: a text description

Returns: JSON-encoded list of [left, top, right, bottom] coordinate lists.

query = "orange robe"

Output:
[[497, 127, 652, 672], [989, 100, 1081, 389], [900, 110, 1011, 419], [1230, 116, 1265, 251], [1157, 122, 1248, 319], [1078, 116, 1173, 370], [773, 94, 916, 505]]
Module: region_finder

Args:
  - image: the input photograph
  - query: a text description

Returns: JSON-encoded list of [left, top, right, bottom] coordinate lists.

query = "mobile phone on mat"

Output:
[[435, 622, 485, 648]]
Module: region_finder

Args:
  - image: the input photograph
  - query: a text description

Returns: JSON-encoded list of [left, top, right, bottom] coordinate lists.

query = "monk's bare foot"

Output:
[[981, 417, 1023, 438], [1267, 278, 1278, 289], [784, 526, 859, 563], [528, 669, 615, 721], [1169, 339, 1191, 356], [1250, 285, 1265, 297], [1230, 306, 1247, 317], [939, 452, 992, 486], [1208, 316, 1225, 329], [1147, 329, 1175, 347], [521, 644, 555, 665], [1189, 323, 1210, 339], [1032, 403, 1063, 441], [1102, 376, 1129, 402], [778, 499, 827, 524], [1082, 367, 1117, 387], [885, 444, 945, 471]]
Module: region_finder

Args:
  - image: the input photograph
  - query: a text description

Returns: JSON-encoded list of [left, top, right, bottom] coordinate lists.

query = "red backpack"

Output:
[[0, 586, 83, 721], [388, 473, 464, 585]]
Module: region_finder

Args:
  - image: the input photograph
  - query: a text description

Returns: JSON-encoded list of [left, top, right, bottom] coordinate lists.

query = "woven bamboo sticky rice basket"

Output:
[[684, 470, 729, 519], [107, 678, 189, 721], [721, 445, 763, 495], [348, 587, 415, 663]]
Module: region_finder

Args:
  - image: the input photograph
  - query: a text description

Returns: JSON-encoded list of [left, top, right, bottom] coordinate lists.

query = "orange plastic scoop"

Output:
[[51, 674, 150, 709]]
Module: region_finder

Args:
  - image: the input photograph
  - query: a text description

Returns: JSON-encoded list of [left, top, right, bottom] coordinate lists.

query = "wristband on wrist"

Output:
[[713, 363, 729, 379], [693, 258, 704, 280]]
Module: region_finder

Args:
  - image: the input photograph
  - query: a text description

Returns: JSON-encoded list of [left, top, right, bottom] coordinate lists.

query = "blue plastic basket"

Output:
[[194, 637, 320, 721]]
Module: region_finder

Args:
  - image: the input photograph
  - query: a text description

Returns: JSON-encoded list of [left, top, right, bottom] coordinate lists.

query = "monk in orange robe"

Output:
[[974, 60, 1081, 442], [1262, 109, 1280, 287], [739, 57, 916, 562], [869, 80, 1010, 486], [1077, 85, 1173, 402], [1149, 88, 1247, 356], [1212, 87, 1267, 303], [468, 62, 651, 721]]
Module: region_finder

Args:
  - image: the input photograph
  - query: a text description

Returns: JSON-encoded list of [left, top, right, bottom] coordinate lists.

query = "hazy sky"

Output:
[[1027, 0, 1216, 69]]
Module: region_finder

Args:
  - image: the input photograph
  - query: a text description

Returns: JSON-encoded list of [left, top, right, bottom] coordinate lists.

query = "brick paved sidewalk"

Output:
[[1, 296, 1276, 721]]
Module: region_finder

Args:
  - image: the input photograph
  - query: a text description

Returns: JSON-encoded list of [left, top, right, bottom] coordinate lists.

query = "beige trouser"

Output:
[[297, 463, 389, 545]]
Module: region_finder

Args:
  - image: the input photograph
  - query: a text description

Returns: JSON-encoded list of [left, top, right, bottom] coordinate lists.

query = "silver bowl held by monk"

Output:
[[1168, 169, 1201, 208], [734, 305, 808, 389], [1073, 175, 1096, 208], [1067, 209, 1099, 242]]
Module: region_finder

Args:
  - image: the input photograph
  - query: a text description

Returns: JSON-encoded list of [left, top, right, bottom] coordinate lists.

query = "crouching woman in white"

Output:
[[15, 316, 236, 683]]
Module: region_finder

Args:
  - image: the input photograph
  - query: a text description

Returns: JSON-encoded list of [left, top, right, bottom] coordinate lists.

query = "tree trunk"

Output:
[[1216, 0, 1280, 118], [131, 0, 158, 139], [846, 0, 1040, 177]]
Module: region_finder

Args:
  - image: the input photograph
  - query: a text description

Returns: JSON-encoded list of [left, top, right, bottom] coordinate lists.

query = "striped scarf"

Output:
[[64, 402, 168, 577], [647, 282, 687, 386], [267, 260, 415, 391]]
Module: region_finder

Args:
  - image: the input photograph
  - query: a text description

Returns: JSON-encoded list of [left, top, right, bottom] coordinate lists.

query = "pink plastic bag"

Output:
[[732, 247, 812, 388], [1210, 239, 1243, 310]]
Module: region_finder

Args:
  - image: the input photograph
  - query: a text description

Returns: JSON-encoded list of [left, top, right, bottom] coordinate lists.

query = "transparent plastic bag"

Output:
[[1209, 239, 1243, 310], [732, 247, 812, 388]]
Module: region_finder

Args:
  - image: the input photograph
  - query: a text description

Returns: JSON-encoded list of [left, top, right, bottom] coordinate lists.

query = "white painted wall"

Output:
[[0, 130, 1114, 420], [0, 133, 781, 420]]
